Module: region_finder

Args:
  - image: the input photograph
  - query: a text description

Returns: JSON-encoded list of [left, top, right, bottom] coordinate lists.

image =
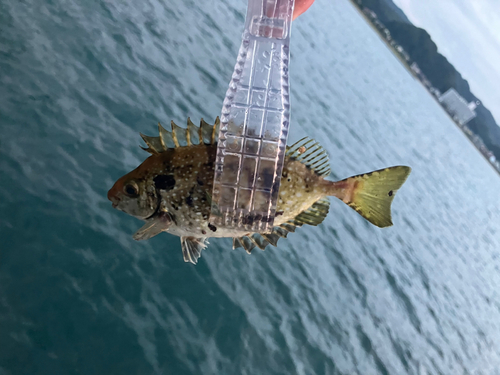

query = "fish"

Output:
[[107, 117, 411, 264]]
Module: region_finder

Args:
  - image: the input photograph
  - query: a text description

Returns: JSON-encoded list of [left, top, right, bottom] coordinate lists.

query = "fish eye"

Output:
[[123, 181, 139, 197]]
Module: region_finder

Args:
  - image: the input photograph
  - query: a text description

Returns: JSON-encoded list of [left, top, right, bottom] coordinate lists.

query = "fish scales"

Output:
[[112, 143, 327, 238], [108, 118, 411, 264]]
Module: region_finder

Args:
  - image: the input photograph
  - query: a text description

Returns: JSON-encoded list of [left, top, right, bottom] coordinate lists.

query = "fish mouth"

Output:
[[109, 195, 120, 208], [107, 187, 120, 208]]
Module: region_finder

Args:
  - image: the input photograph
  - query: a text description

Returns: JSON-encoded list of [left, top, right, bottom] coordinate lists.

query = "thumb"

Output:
[[293, 0, 315, 20]]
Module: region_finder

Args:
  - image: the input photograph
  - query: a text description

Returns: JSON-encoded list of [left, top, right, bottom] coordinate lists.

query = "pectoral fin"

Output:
[[133, 213, 172, 241], [181, 237, 208, 264]]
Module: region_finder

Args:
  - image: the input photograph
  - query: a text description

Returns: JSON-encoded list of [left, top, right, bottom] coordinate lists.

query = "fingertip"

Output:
[[293, 0, 315, 20]]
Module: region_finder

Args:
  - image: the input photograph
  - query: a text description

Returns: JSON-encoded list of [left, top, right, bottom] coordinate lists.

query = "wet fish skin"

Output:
[[108, 143, 329, 239], [107, 118, 411, 264]]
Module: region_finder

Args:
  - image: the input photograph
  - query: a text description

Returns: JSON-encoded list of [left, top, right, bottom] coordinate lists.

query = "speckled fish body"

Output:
[[108, 118, 411, 264], [114, 144, 329, 239]]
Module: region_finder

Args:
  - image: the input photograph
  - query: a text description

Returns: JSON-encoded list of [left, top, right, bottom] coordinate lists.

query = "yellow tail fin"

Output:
[[332, 166, 411, 228]]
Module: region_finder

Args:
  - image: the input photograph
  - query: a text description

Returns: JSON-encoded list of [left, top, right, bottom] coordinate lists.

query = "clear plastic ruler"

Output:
[[210, 0, 295, 233]]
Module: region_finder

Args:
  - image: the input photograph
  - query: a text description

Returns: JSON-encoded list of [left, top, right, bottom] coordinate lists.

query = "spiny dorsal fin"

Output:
[[171, 120, 183, 147], [187, 117, 200, 145], [140, 132, 165, 154], [212, 116, 220, 144], [286, 137, 331, 176], [200, 117, 219, 145], [140, 117, 219, 154], [159, 122, 176, 149]]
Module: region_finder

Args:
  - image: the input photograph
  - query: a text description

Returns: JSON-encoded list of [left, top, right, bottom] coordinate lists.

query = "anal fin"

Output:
[[233, 224, 296, 253], [181, 237, 208, 264], [292, 197, 330, 226]]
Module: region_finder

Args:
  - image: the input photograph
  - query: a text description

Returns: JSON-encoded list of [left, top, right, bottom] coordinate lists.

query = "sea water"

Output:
[[1, 0, 500, 374]]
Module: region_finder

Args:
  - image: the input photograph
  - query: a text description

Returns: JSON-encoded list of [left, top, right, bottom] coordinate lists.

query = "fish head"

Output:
[[107, 159, 160, 220]]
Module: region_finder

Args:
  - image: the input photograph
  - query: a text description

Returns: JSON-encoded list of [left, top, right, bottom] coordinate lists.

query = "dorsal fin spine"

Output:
[[198, 119, 203, 142], [140, 118, 220, 154], [186, 120, 192, 146], [187, 117, 200, 145], [170, 120, 180, 148], [140, 132, 163, 154], [211, 117, 217, 144], [157, 122, 167, 150]]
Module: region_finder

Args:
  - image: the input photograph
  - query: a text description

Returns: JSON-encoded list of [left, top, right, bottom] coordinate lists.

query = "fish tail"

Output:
[[327, 166, 411, 227]]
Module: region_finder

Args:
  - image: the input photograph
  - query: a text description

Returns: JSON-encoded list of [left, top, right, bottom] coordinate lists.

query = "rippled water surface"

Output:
[[2, 0, 500, 374]]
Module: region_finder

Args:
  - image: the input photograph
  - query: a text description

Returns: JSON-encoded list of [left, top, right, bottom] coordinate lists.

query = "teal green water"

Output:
[[2, 0, 500, 374]]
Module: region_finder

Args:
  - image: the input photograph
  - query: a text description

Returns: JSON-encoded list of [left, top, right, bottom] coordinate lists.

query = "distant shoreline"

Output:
[[348, 0, 500, 175], [349, 0, 412, 71]]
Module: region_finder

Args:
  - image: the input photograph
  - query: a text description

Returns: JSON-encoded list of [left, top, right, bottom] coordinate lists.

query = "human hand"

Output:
[[293, 0, 314, 19]]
